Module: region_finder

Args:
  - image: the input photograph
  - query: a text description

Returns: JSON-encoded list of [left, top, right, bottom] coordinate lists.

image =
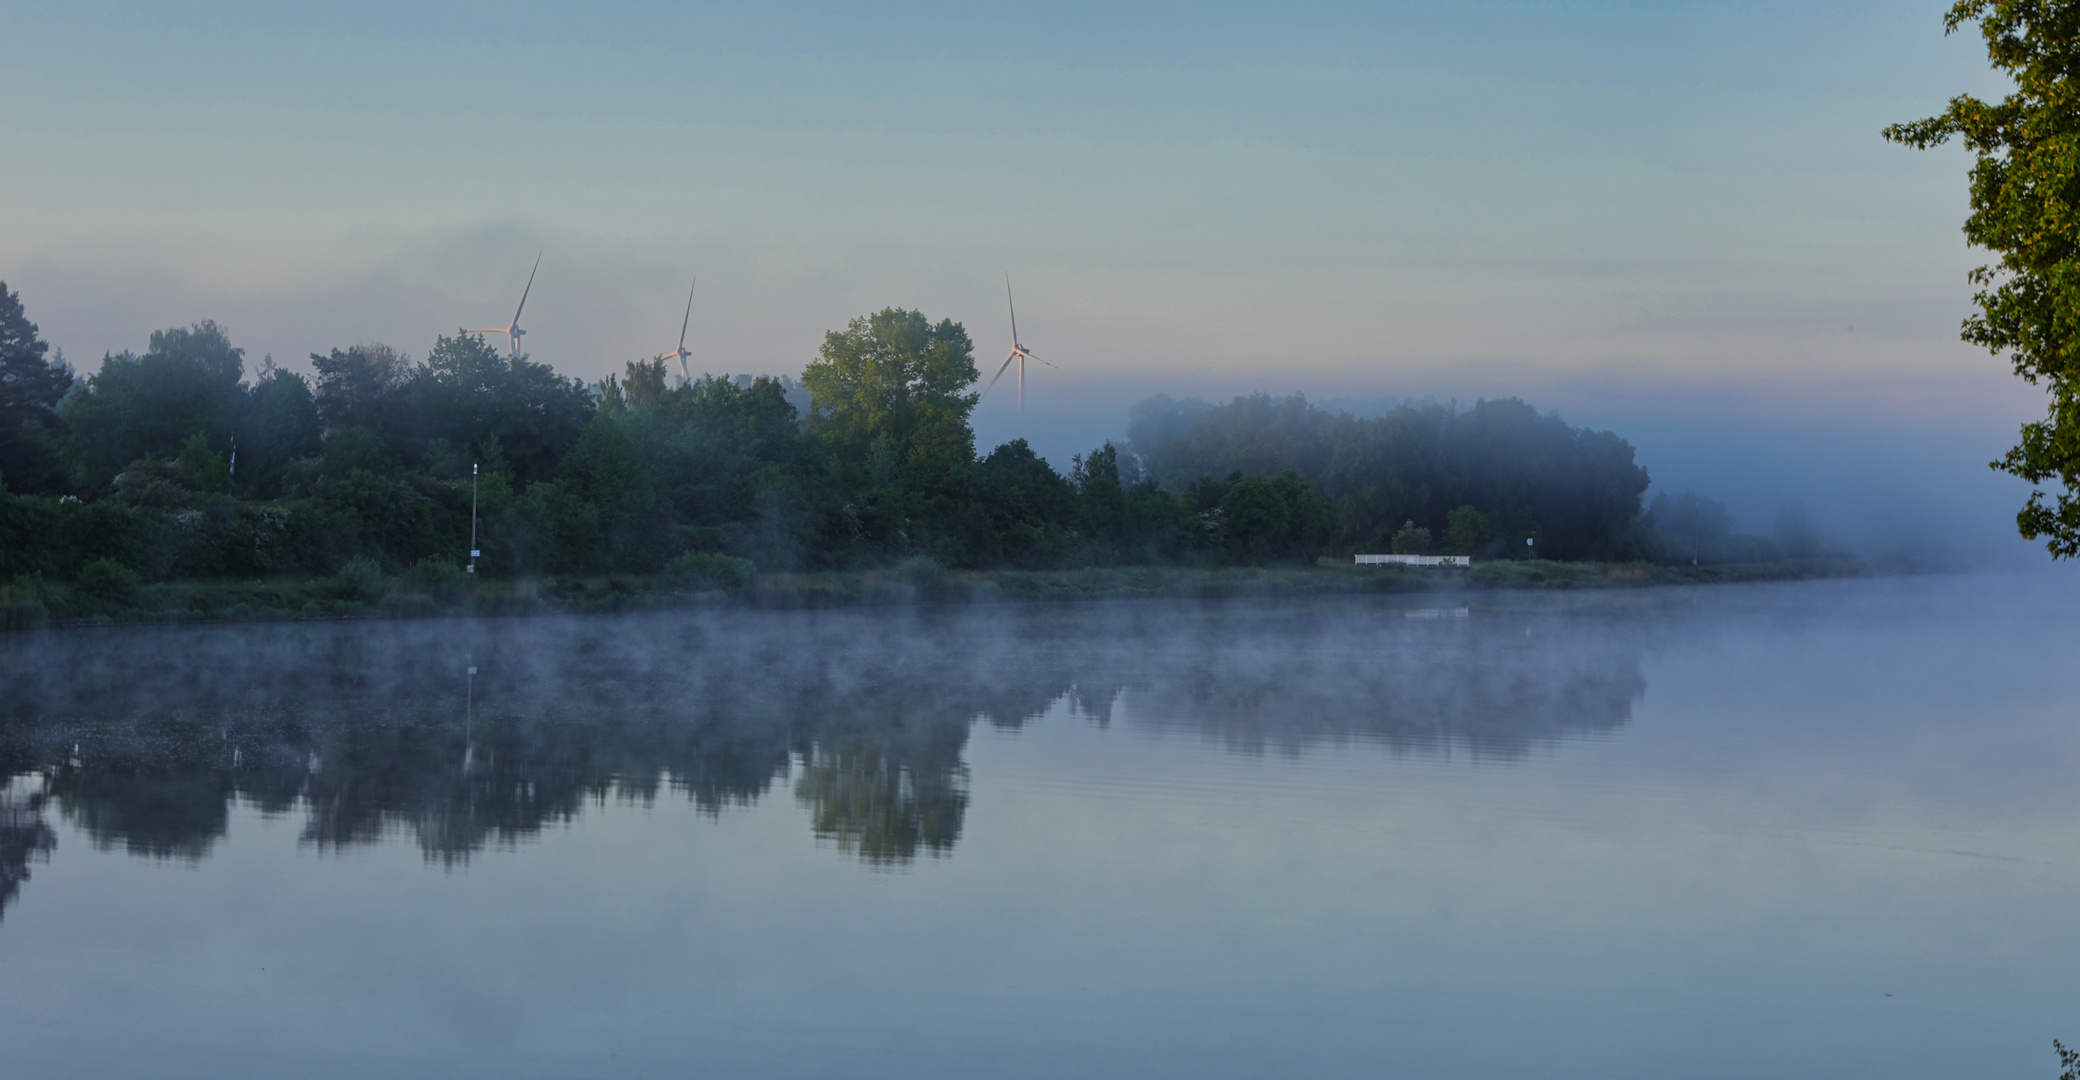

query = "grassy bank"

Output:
[[0, 558, 1872, 632]]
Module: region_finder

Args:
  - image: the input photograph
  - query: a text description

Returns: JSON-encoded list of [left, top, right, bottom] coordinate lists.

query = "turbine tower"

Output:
[[663, 278, 695, 379], [983, 273, 1055, 411], [468, 254, 540, 358]]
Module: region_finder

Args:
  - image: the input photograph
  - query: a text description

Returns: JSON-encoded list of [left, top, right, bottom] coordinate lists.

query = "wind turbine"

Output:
[[983, 273, 1055, 410], [663, 278, 695, 379], [468, 254, 539, 358]]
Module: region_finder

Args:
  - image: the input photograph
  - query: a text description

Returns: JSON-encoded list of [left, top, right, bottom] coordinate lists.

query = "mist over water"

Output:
[[2, 574, 2077, 1078], [0, 595, 1646, 877], [974, 371, 2045, 567]]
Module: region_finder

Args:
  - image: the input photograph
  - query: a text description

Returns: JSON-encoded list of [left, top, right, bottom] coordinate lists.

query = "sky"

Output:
[[0, 0, 2048, 558]]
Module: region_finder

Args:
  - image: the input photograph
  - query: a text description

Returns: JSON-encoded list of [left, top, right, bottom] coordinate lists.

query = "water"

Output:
[[1, 576, 2075, 1079]]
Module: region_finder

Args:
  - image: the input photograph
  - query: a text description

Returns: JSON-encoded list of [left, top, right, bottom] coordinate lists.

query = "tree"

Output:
[[1071, 442, 1129, 541], [309, 343, 411, 438], [62, 321, 245, 485], [558, 411, 653, 569], [238, 362, 322, 499], [1131, 392, 1649, 559], [802, 308, 978, 475], [1642, 491, 1740, 565], [0, 282, 73, 492], [1219, 475, 1290, 559], [405, 332, 593, 485], [1886, 1, 2080, 556], [175, 433, 234, 495], [1444, 505, 1492, 555], [1391, 520, 1433, 555]]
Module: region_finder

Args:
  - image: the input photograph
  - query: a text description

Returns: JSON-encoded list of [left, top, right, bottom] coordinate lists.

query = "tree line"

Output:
[[0, 281, 1819, 588]]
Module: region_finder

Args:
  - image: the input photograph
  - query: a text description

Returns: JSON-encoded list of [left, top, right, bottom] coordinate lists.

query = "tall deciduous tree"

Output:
[[802, 308, 978, 476], [1886, 0, 2080, 556], [0, 282, 74, 492]]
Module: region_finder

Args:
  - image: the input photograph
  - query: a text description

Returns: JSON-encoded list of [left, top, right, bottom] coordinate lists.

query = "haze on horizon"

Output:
[[0, 0, 2047, 559]]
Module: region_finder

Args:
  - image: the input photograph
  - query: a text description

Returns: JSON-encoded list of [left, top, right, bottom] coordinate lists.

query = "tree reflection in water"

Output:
[[0, 775, 56, 923], [0, 596, 1647, 913]]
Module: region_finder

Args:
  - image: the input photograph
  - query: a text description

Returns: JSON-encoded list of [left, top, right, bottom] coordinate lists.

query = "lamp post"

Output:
[[467, 463, 480, 574]]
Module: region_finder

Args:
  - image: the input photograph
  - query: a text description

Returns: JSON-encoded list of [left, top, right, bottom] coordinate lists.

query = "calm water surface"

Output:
[[1, 575, 2076, 1079]]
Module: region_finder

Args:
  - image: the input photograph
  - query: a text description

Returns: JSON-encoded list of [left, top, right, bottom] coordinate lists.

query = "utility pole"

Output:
[[468, 463, 480, 574]]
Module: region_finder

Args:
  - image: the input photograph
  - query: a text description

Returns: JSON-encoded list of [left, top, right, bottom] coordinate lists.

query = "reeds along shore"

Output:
[[0, 559, 1870, 631]]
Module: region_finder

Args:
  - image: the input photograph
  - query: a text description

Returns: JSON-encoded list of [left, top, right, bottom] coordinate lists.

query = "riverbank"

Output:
[[0, 558, 1873, 631]]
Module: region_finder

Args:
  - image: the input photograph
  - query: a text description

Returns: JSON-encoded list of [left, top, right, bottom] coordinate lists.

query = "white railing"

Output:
[[1354, 554, 1471, 567]]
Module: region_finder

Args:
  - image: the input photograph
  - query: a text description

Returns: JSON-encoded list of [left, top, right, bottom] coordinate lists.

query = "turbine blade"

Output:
[[678, 277, 696, 351], [982, 353, 1016, 394], [1027, 350, 1057, 369], [1005, 272, 1018, 344], [512, 253, 540, 324]]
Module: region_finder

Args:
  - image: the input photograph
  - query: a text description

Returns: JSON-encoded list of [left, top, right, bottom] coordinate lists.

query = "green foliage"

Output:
[[515, 481, 600, 574], [664, 550, 756, 592], [2057, 1038, 2078, 1080], [403, 557, 468, 604], [237, 363, 322, 498], [309, 343, 412, 439], [0, 573, 48, 630], [796, 309, 987, 564], [0, 300, 1705, 598], [896, 554, 945, 589], [63, 321, 244, 486], [306, 335, 591, 487], [176, 433, 234, 495], [1639, 491, 1799, 565], [1181, 469, 1332, 562], [1220, 475, 1290, 557], [1273, 470, 1336, 555], [336, 555, 385, 602], [969, 439, 1074, 567], [804, 308, 978, 453], [1886, 2, 2080, 556], [1132, 393, 1650, 561], [1445, 505, 1492, 555], [412, 332, 593, 484], [559, 411, 652, 568], [1072, 443, 1128, 539], [75, 557, 141, 607], [317, 427, 398, 479], [1391, 520, 1433, 555], [0, 281, 74, 494]]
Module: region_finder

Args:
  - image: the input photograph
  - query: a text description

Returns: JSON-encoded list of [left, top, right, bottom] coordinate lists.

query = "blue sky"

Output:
[[0, 0, 2044, 554]]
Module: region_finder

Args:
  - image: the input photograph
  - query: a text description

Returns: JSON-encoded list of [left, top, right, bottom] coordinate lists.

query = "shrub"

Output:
[[0, 574, 49, 630], [664, 550, 756, 593], [404, 557, 469, 604], [896, 554, 945, 589], [76, 557, 142, 607], [336, 555, 385, 602]]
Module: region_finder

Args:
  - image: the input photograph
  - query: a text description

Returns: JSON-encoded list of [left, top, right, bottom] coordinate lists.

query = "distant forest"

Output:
[[0, 283, 1825, 587]]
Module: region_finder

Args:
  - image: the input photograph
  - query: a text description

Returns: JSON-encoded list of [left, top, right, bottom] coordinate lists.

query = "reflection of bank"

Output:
[[1121, 609, 1647, 760], [0, 599, 1649, 911]]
